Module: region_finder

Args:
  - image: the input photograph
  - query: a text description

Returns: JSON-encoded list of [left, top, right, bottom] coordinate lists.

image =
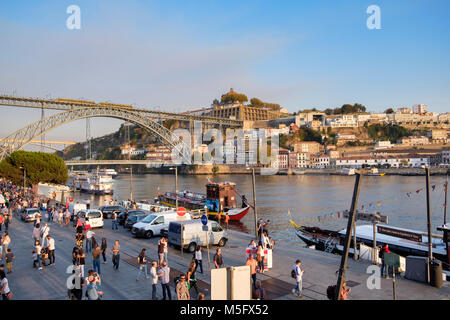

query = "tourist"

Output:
[[77, 248, 86, 277], [257, 218, 264, 238], [92, 244, 102, 275], [35, 240, 43, 270], [72, 246, 79, 265], [0, 271, 12, 300], [69, 268, 85, 300], [186, 260, 199, 295], [75, 232, 84, 249], [136, 248, 149, 280], [213, 248, 224, 269], [85, 229, 94, 254], [253, 280, 266, 300], [111, 240, 120, 270], [100, 238, 107, 264], [32, 223, 40, 245], [46, 234, 55, 266], [2, 231, 10, 253], [163, 236, 169, 265], [111, 211, 118, 230], [246, 240, 257, 259], [246, 253, 257, 289], [64, 209, 71, 227], [40, 223, 50, 245], [157, 237, 164, 267], [380, 244, 390, 279], [263, 220, 270, 237], [340, 280, 351, 300], [158, 261, 171, 300], [194, 245, 203, 274], [256, 243, 265, 274], [150, 261, 158, 300], [224, 213, 230, 229], [0, 214, 3, 232], [176, 273, 190, 300], [5, 249, 14, 273], [3, 214, 8, 231], [58, 210, 63, 226], [292, 259, 304, 298], [86, 270, 101, 300]]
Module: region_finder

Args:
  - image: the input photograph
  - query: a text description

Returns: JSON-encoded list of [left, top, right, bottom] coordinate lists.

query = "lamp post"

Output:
[[20, 166, 26, 197], [247, 167, 258, 240], [170, 167, 178, 209]]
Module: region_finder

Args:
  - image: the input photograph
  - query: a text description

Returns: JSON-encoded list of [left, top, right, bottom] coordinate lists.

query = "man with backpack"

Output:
[[291, 259, 304, 298], [379, 244, 390, 279]]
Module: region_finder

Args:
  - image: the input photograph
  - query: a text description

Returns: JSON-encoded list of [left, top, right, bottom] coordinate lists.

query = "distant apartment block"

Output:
[[325, 115, 358, 128], [335, 155, 429, 168], [146, 145, 172, 161], [413, 104, 427, 114], [397, 136, 430, 146], [120, 145, 146, 155], [427, 129, 448, 143], [293, 141, 321, 154], [375, 141, 392, 149], [397, 107, 412, 114]]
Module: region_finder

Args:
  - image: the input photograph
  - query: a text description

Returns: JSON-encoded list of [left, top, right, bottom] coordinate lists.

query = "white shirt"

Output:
[[150, 267, 158, 285], [86, 230, 93, 239], [47, 238, 55, 250], [1, 278, 10, 294], [294, 264, 303, 281], [195, 250, 202, 261]]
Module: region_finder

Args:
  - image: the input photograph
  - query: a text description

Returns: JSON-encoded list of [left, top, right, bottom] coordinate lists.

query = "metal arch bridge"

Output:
[[0, 107, 192, 163], [0, 95, 243, 127], [65, 159, 169, 166]]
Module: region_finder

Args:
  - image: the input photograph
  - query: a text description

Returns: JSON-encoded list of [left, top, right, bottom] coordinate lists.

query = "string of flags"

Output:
[[288, 182, 447, 225]]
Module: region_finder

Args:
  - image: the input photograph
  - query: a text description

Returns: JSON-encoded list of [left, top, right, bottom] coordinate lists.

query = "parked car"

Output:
[[124, 213, 149, 230], [20, 208, 42, 222], [98, 205, 126, 219], [117, 210, 146, 225], [131, 210, 191, 239], [77, 209, 104, 228], [168, 220, 227, 253]]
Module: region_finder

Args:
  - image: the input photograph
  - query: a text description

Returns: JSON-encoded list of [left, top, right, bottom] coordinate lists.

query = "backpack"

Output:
[[291, 269, 297, 279], [378, 248, 384, 259], [327, 285, 337, 300]]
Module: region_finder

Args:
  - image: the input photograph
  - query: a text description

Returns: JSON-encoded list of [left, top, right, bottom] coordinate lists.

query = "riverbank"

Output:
[[129, 165, 449, 176]]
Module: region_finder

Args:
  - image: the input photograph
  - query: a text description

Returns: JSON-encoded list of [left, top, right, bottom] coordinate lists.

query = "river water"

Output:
[[72, 174, 448, 249]]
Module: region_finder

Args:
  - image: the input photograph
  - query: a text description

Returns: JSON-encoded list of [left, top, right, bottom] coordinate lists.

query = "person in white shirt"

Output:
[[0, 271, 11, 300], [40, 223, 50, 246], [292, 260, 304, 298], [194, 245, 203, 274], [85, 230, 94, 253], [150, 261, 158, 300], [46, 235, 55, 265], [35, 240, 43, 270]]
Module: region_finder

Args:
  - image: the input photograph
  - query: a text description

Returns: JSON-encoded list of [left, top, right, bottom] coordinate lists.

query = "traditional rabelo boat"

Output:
[[158, 181, 250, 221]]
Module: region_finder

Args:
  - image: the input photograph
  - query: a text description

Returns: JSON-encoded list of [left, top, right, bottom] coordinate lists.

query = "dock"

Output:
[[6, 214, 450, 300]]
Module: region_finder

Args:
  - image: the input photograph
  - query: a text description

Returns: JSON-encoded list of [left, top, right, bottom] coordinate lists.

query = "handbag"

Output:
[[6, 291, 13, 299]]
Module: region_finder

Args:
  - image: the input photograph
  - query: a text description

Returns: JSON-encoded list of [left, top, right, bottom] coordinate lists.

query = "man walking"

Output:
[[46, 234, 55, 266], [136, 248, 149, 281], [111, 212, 118, 230], [380, 244, 390, 279], [111, 240, 120, 270], [85, 229, 94, 254], [158, 261, 171, 300], [246, 253, 257, 289], [214, 248, 224, 269], [92, 244, 102, 274], [292, 259, 304, 298], [176, 273, 190, 300]]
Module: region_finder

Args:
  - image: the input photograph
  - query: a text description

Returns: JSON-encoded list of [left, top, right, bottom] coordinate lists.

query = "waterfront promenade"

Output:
[[5, 214, 450, 300]]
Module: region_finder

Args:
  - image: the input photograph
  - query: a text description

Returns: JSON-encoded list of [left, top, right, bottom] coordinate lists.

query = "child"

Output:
[[32, 250, 38, 268], [5, 249, 14, 273]]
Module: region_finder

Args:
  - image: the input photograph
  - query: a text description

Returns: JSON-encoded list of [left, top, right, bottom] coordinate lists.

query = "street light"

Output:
[[246, 166, 258, 240], [169, 167, 178, 209]]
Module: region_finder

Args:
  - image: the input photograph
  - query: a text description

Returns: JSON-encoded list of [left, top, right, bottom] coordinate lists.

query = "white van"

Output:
[[78, 209, 104, 228], [131, 210, 191, 238], [69, 202, 87, 220], [168, 220, 228, 253]]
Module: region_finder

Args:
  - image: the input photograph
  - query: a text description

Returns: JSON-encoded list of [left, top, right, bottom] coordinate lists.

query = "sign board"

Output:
[[384, 252, 401, 268], [201, 214, 208, 226], [202, 225, 209, 232], [377, 225, 422, 242], [177, 207, 186, 216], [230, 266, 251, 300], [343, 210, 388, 223], [211, 268, 228, 300]]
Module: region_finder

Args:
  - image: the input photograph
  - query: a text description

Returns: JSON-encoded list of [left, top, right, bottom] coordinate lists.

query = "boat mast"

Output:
[[425, 166, 433, 283]]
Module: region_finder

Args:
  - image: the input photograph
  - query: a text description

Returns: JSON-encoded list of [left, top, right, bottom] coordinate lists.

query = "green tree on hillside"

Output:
[[367, 124, 410, 143], [385, 108, 395, 114], [0, 151, 68, 186]]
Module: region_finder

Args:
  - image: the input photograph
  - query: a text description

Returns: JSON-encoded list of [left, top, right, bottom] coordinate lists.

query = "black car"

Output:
[[124, 213, 149, 230], [117, 210, 147, 226], [98, 206, 126, 219]]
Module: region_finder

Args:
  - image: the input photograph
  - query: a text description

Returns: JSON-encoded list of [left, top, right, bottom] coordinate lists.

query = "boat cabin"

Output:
[[206, 182, 238, 213]]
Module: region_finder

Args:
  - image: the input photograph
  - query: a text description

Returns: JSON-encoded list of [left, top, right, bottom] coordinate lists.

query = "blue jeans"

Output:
[[136, 264, 148, 279], [36, 254, 42, 268], [152, 284, 157, 300], [161, 283, 171, 300], [112, 220, 118, 230], [93, 258, 101, 274], [113, 254, 120, 269], [85, 238, 92, 253], [294, 279, 302, 296]]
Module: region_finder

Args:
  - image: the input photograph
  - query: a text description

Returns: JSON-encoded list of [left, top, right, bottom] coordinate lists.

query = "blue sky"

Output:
[[0, 0, 449, 142]]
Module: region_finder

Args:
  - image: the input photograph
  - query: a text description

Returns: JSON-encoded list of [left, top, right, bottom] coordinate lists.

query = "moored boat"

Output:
[[158, 181, 250, 221]]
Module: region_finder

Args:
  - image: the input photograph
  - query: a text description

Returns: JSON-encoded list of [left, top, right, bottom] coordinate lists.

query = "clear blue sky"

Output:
[[0, 0, 449, 142]]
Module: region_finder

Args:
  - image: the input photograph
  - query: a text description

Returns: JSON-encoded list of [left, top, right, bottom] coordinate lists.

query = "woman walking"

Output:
[[77, 248, 86, 277], [186, 260, 199, 295], [194, 245, 203, 274], [35, 240, 42, 270], [256, 243, 265, 274], [100, 238, 107, 264]]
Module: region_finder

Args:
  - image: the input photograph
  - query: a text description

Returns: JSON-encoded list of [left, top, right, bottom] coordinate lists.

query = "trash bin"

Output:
[[429, 260, 443, 288]]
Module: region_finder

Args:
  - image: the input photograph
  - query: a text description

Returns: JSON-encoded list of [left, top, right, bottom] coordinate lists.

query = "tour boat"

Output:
[[92, 168, 118, 178], [363, 168, 385, 176], [158, 181, 250, 221], [331, 168, 356, 176], [290, 219, 449, 267]]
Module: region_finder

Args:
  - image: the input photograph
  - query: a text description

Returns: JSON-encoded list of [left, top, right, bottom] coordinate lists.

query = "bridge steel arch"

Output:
[[0, 107, 191, 163]]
